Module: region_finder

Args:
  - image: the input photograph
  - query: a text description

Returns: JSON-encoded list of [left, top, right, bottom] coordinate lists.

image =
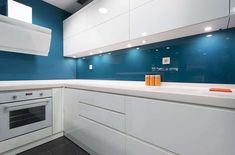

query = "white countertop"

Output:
[[0, 80, 234, 109]]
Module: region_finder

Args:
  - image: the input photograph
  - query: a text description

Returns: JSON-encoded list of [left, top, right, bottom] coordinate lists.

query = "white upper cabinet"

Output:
[[229, 0, 235, 27], [64, 13, 129, 57], [63, 0, 129, 39], [130, 0, 153, 10], [130, 0, 229, 39]]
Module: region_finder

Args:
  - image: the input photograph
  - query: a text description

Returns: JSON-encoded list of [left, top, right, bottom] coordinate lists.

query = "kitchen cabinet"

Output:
[[63, 88, 126, 155], [130, 0, 153, 10], [64, 13, 129, 57], [63, 0, 129, 39], [52, 88, 63, 134], [125, 97, 235, 155], [229, 0, 235, 27], [76, 117, 125, 155], [126, 136, 174, 155], [130, 0, 229, 39]]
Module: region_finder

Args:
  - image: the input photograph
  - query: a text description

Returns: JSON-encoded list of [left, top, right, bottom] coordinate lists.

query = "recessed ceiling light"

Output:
[[204, 26, 212, 32], [156, 49, 159, 51], [142, 40, 146, 44], [127, 44, 132, 48], [141, 32, 147, 37], [206, 34, 213, 38], [166, 47, 170, 50], [136, 47, 140, 50], [99, 8, 108, 14]]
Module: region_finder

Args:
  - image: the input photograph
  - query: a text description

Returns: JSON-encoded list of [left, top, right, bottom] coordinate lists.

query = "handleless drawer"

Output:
[[77, 89, 125, 114], [79, 103, 125, 132]]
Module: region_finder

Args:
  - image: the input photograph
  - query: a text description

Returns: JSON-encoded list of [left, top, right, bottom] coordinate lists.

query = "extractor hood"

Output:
[[0, 14, 52, 56]]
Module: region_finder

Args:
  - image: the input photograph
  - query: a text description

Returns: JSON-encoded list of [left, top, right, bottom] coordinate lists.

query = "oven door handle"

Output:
[[4, 101, 49, 112]]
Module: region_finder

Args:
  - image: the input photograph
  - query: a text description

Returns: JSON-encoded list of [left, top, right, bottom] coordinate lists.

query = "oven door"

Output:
[[0, 98, 52, 141]]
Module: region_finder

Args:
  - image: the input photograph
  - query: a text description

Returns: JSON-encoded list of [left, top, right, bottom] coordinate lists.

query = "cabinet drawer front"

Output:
[[126, 97, 235, 155], [76, 116, 125, 155], [126, 136, 175, 155], [79, 103, 125, 132], [77, 90, 125, 113]]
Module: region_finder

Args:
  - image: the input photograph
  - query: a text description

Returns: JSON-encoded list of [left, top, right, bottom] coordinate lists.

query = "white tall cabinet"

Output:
[[130, 0, 229, 39]]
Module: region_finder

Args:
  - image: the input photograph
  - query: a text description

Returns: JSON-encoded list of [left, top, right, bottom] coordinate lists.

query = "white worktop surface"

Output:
[[0, 80, 234, 109]]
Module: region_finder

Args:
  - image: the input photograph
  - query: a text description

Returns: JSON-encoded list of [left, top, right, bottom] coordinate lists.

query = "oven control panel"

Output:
[[0, 89, 52, 104]]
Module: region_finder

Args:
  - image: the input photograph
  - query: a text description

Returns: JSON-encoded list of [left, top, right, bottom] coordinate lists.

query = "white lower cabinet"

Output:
[[52, 88, 63, 134], [125, 97, 235, 155], [76, 116, 125, 155], [126, 136, 174, 155], [64, 88, 235, 155]]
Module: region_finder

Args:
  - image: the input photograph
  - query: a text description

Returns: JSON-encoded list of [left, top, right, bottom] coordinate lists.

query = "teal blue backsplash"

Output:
[[77, 28, 235, 84], [0, 0, 76, 80]]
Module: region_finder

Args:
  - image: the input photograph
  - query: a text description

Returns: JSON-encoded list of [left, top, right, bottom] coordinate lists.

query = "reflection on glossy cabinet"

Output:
[[130, 0, 229, 39], [125, 97, 235, 155]]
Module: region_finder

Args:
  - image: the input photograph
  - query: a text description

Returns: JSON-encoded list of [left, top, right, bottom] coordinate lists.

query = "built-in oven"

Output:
[[0, 89, 52, 142]]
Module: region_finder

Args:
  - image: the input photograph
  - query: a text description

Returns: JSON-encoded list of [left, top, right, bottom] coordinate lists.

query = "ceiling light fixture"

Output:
[[204, 26, 212, 32], [99, 8, 108, 14]]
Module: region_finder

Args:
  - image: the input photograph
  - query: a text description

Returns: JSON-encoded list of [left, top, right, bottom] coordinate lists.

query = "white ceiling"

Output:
[[43, 0, 87, 14]]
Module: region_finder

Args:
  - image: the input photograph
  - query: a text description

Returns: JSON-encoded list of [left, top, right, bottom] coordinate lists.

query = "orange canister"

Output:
[[154, 75, 161, 86], [149, 75, 155, 86], [145, 75, 150, 86]]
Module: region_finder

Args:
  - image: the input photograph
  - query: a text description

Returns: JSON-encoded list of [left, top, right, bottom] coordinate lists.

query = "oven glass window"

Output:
[[9, 106, 46, 129]]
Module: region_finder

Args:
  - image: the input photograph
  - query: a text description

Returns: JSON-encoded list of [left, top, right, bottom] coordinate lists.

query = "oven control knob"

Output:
[[12, 95, 17, 100], [40, 93, 43, 96]]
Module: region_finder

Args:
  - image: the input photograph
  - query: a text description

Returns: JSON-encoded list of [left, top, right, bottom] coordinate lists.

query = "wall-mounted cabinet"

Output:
[[64, 0, 230, 58], [229, 0, 235, 27], [64, 13, 129, 57], [130, 0, 229, 39], [64, 0, 129, 39]]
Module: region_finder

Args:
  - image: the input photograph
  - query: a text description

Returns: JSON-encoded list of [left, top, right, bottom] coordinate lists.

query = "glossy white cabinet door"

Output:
[[126, 97, 235, 155], [79, 103, 125, 132], [229, 0, 235, 27], [63, 88, 81, 135], [64, 0, 129, 39], [52, 88, 63, 134], [130, 0, 153, 10], [130, 0, 229, 39], [64, 13, 129, 56], [126, 136, 175, 155], [76, 116, 125, 155]]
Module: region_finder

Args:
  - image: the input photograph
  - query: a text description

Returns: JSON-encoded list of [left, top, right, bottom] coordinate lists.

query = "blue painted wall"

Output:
[[0, 0, 76, 80], [77, 28, 235, 84]]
